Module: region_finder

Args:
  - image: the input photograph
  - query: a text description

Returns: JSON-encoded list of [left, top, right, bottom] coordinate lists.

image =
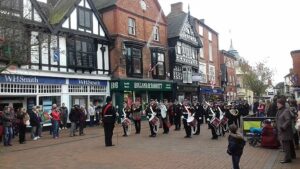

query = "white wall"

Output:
[[70, 8, 77, 30], [59, 36, 67, 72]]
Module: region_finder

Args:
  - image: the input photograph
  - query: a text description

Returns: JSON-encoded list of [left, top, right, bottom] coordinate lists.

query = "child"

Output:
[[227, 124, 246, 169]]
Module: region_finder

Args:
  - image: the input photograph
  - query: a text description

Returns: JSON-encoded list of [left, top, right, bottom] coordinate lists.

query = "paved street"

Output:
[[0, 122, 299, 169]]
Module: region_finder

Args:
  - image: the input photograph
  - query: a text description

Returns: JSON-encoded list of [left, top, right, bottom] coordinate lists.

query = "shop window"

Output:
[[125, 46, 142, 77], [151, 50, 165, 79], [67, 38, 96, 70]]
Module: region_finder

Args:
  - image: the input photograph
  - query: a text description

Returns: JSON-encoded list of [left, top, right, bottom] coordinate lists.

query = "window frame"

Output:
[[77, 7, 93, 31], [125, 45, 143, 77], [128, 18, 136, 36], [182, 66, 192, 84], [153, 26, 160, 41], [151, 49, 166, 79], [66, 37, 97, 70]]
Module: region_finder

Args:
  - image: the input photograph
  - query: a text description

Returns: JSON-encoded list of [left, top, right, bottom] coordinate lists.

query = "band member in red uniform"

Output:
[[193, 100, 204, 135], [182, 99, 193, 138], [131, 101, 142, 134], [120, 102, 131, 137], [102, 96, 117, 147], [146, 100, 160, 137], [208, 102, 220, 139], [174, 100, 182, 131]]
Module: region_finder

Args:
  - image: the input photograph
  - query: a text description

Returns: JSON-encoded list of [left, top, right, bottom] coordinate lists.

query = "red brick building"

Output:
[[291, 50, 300, 100], [194, 16, 222, 100], [219, 50, 237, 101], [93, 0, 172, 108]]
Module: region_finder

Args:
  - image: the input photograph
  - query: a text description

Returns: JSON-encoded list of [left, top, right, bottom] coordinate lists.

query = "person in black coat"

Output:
[[227, 124, 246, 169], [102, 96, 117, 147], [69, 105, 80, 137], [173, 100, 182, 131]]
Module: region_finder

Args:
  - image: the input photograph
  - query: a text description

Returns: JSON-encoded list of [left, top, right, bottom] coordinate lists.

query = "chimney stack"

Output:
[[171, 2, 183, 14]]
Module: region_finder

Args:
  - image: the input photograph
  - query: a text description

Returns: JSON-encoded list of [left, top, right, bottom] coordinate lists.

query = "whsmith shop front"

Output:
[[110, 79, 173, 109]]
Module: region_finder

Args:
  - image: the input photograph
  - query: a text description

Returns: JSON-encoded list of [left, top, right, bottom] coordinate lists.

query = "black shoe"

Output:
[[280, 160, 291, 163], [106, 144, 115, 147], [292, 156, 296, 159], [123, 134, 128, 137], [184, 136, 192, 138], [149, 134, 156, 137], [211, 137, 218, 140]]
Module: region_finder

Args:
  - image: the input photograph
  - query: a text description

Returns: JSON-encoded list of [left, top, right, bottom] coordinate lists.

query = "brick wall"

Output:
[[291, 50, 300, 86]]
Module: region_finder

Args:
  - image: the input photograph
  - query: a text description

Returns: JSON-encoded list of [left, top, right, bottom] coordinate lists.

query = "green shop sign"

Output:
[[110, 80, 172, 91]]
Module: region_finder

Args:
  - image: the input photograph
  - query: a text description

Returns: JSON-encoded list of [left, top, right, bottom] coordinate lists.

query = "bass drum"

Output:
[[187, 117, 198, 135]]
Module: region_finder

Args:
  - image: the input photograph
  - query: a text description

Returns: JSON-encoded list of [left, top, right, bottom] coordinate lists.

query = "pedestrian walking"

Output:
[[102, 96, 117, 147], [227, 124, 246, 169]]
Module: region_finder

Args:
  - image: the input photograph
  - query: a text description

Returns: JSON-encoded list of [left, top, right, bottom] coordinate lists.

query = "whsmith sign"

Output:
[[69, 79, 107, 86], [110, 80, 172, 91], [0, 75, 65, 84]]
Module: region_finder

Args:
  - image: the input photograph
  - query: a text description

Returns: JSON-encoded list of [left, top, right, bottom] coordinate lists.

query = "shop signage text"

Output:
[[69, 79, 107, 86], [110, 80, 172, 91]]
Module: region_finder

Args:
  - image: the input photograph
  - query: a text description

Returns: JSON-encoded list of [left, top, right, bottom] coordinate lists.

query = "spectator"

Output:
[[69, 105, 79, 137], [88, 103, 95, 127], [276, 98, 296, 163], [37, 106, 45, 138], [3, 106, 14, 146], [60, 103, 68, 129], [257, 100, 265, 117], [50, 104, 60, 139], [289, 99, 299, 150], [79, 106, 86, 136], [17, 108, 29, 144], [30, 106, 40, 141], [227, 124, 246, 169]]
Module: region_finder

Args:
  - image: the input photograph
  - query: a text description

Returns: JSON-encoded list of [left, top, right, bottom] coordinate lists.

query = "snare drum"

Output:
[[220, 117, 228, 126], [122, 118, 131, 126], [187, 117, 197, 127], [210, 117, 221, 128], [149, 116, 159, 125]]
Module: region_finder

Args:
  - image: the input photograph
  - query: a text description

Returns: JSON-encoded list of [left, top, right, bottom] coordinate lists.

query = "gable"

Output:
[[23, 0, 43, 22], [59, 0, 106, 38], [179, 17, 198, 46]]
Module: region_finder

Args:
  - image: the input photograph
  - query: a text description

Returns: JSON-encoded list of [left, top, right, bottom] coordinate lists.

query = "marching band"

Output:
[[116, 99, 249, 140]]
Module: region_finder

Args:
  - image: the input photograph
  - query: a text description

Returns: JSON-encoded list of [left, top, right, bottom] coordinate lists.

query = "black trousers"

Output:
[[209, 123, 218, 138], [162, 118, 169, 134], [149, 122, 156, 136], [19, 124, 26, 143], [282, 140, 296, 161], [133, 120, 141, 134], [183, 119, 191, 137], [174, 116, 181, 130], [104, 123, 115, 146], [294, 132, 299, 146], [169, 115, 174, 126], [194, 117, 201, 134]]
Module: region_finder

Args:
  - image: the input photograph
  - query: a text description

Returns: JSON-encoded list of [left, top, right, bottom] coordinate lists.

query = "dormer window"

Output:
[[0, 0, 22, 13], [78, 7, 92, 31]]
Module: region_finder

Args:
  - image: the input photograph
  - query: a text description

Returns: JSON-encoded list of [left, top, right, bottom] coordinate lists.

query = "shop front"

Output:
[[199, 87, 224, 101], [0, 74, 110, 119], [110, 79, 173, 110], [174, 83, 199, 103]]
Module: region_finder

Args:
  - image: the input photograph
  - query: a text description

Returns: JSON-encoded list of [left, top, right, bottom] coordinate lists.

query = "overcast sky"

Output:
[[158, 0, 300, 85]]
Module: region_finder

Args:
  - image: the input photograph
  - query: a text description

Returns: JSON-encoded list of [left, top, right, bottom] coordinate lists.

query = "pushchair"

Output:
[[248, 119, 280, 148]]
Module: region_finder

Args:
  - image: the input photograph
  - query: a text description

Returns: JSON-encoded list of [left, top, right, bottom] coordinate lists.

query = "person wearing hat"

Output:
[[276, 98, 296, 163], [102, 96, 117, 147]]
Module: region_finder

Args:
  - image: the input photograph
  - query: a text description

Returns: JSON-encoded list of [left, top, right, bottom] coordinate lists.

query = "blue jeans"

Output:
[[4, 126, 13, 145], [52, 120, 59, 138], [232, 155, 241, 169]]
